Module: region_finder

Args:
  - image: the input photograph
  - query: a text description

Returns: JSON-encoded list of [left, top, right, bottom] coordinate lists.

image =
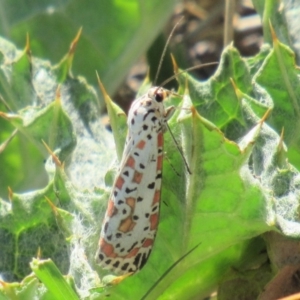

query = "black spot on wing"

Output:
[[121, 262, 129, 271], [148, 182, 155, 189], [104, 222, 108, 233], [125, 187, 137, 193], [143, 109, 155, 121], [140, 252, 150, 269], [133, 253, 142, 268], [127, 242, 138, 254], [113, 261, 120, 268]]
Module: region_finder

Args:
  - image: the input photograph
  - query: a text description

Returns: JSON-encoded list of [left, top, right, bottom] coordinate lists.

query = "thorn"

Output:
[[170, 53, 179, 74], [45, 196, 58, 216], [37, 247, 42, 259], [268, 20, 278, 44], [57, 27, 82, 77], [230, 78, 243, 101], [25, 33, 31, 56], [259, 108, 272, 125], [230, 77, 237, 90], [8, 186, 13, 202], [278, 127, 285, 152], [0, 129, 18, 154], [96, 71, 111, 106], [69, 27, 82, 56], [41, 140, 62, 167]]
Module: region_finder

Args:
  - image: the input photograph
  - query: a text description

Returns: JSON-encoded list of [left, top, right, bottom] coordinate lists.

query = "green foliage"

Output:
[[1, 1, 300, 300], [0, 0, 177, 97]]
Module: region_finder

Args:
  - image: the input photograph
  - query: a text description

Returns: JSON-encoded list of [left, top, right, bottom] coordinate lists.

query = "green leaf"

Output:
[[1, 2, 300, 299], [0, 275, 41, 300], [30, 258, 79, 300], [0, 0, 177, 96], [254, 34, 300, 168]]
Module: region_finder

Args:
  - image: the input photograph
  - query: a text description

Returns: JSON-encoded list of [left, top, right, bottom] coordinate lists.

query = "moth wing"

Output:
[[97, 129, 163, 274]]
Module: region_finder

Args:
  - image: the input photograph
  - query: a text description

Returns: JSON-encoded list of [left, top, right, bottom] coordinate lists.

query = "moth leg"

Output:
[[164, 106, 175, 121]]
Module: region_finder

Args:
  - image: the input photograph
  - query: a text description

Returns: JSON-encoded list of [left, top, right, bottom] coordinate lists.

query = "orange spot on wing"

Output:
[[115, 176, 125, 190], [157, 131, 163, 148], [126, 197, 136, 209], [125, 156, 135, 168], [125, 247, 139, 258], [150, 213, 159, 230], [157, 154, 163, 170], [119, 216, 136, 233], [99, 238, 117, 258], [133, 170, 143, 183], [152, 190, 161, 206], [106, 199, 118, 217], [136, 140, 146, 149], [142, 238, 153, 248]]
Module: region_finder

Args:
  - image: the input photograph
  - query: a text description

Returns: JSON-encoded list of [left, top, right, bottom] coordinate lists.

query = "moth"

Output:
[[96, 86, 176, 274]]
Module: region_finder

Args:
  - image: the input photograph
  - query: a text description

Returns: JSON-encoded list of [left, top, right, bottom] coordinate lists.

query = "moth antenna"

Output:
[[166, 123, 192, 175], [159, 61, 219, 88], [153, 16, 184, 86]]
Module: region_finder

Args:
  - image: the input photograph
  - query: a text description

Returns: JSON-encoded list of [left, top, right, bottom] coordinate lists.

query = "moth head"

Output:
[[149, 87, 170, 103]]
